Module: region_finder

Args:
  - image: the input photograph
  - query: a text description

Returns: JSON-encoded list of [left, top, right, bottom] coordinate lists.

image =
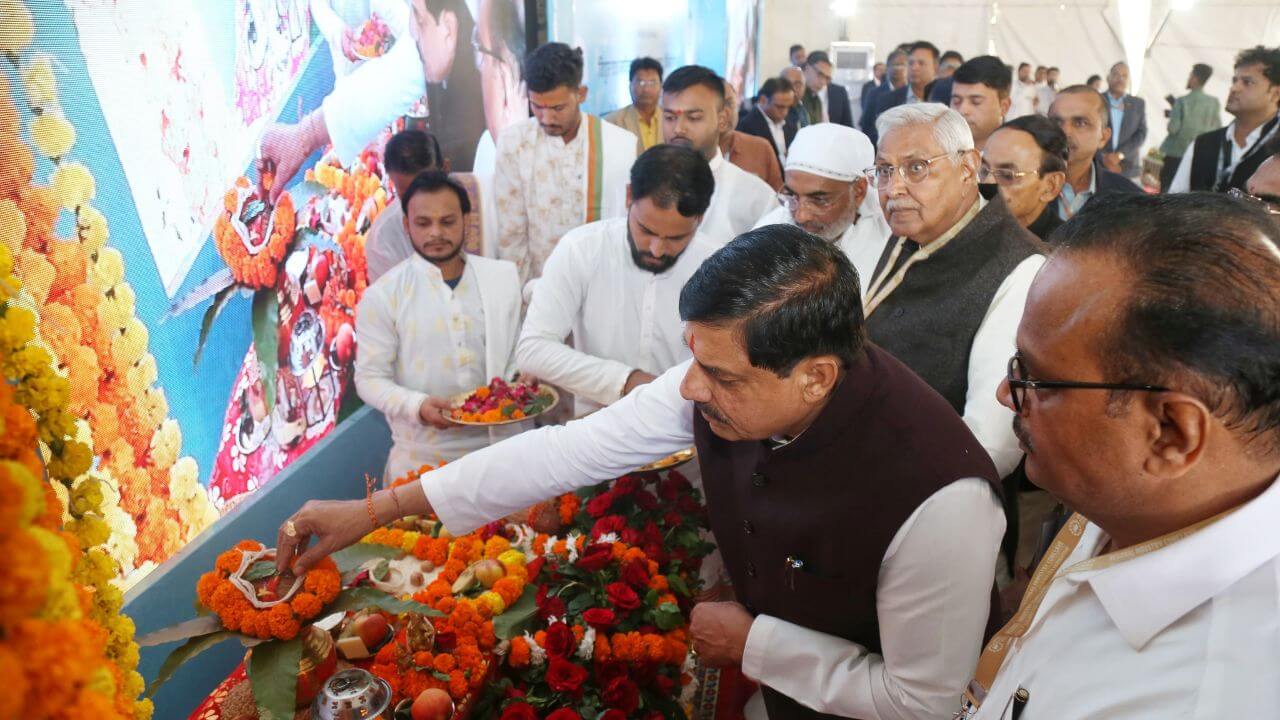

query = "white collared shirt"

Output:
[[818, 85, 831, 122], [1168, 112, 1280, 193], [1009, 80, 1039, 119], [753, 204, 892, 298], [703, 149, 780, 246], [355, 256, 518, 477], [515, 217, 718, 416], [972, 475, 1280, 719], [763, 111, 789, 163], [421, 363, 1005, 719]]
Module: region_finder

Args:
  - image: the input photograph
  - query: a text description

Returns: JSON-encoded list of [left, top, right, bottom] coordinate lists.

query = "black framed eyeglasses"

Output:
[[1006, 355, 1169, 414], [1227, 187, 1280, 216]]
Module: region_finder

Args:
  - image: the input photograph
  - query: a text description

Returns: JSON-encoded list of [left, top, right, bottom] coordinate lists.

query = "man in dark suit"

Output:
[[1098, 62, 1147, 181], [1049, 85, 1142, 221], [862, 49, 906, 121], [863, 41, 939, 144], [738, 76, 799, 165], [800, 51, 854, 127]]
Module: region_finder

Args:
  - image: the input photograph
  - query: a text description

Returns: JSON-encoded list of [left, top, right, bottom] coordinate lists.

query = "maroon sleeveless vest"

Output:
[[693, 344, 1001, 719]]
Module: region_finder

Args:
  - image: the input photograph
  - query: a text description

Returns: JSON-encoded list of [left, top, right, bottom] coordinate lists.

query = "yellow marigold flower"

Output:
[[139, 385, 168, 429], [0, 460, 44, 527], [70, 474, 105, 517], [497, 549, 526, 569], [51, 162, 96, 210], [70, 514, 111, 548], [100, 282, 136, 331], [0, 198, 26, 256], [47, 437, 92, 482], [93, 580, 124, 616], [84, 665, 116, 696], [30, 113, 76, 159], [125, 351, 157, 396], [0, 0, 34, 54], [75, 547, 117, 587], [0, 303, 36, 353], [149, 418, 181, 470], [40, 578, 82, 620], [111, 317, 148, 369], [22, 55, 58, 108], [477, 590, 506, 616], [91, 246, 124, 289], [77, 205, 109, 252], [134, 697, 155, 720]]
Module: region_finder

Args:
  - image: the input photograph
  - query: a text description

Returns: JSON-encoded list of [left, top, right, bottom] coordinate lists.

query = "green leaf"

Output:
[[432, 670, 452, 681], [251, 288, 279, 413], [565, 591, 595, 616], [146, 630, 236, 698], [371, 559, 391, 582], [493, 585, 538, 640], [326, 587, 441, 616], [331, 543, 403, 584], [667, 574, 690, 598], [501, 403, 516, 417], [653, 602, 683, 631], [194, 283, 238, 366], [242, 560, 278, 582], [248, 637, 302, 720]]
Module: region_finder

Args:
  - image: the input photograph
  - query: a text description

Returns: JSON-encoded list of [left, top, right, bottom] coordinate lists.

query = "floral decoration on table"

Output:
[[446, 377, 558, 425]]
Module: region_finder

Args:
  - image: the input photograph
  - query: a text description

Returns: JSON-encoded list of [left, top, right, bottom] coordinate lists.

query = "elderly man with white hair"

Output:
[[754, 122, 892, 296], [867, 103, 1045, 479]]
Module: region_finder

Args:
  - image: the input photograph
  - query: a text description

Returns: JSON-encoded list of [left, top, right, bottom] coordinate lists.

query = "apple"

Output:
[[354, 613, 389, 649], [472, 559, 505, 588], [411, 688, 454, 720]]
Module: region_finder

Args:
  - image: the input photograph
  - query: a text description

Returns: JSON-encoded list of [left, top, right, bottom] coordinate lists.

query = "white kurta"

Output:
[[753, 205, 891, 299], [418, 363, 1004, 719], [492, 116, 636, 285], [971, 474, 1280, 719], [700, 149, 780, 247], [515, 217, 718, 416], [355, 254, 522, 479]]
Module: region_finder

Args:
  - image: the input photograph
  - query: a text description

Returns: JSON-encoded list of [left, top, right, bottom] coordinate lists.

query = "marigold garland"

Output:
[[196, 540, 341, 641], [214, 177, 296, 289]]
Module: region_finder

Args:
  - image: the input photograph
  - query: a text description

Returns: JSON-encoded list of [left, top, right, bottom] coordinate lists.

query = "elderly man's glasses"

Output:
[[1006, 355, 1169, 414], [979, 166, 1038, 186], [864, 152, 956, 187], [1227, 187, 1280, 216]]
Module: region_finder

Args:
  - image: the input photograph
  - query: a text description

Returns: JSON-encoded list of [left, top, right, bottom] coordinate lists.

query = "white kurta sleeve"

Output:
[[321, 34, 426, 165], [741, 478, 1005, 720], [364, 207, 412, 284], [421, 361, 696, 533], [516, 235, 634, 405], [493, 130, 533, 285], [353, 284, 429, 426], [964, 254, 1044, 478], [1167, 139, 1196, 193]]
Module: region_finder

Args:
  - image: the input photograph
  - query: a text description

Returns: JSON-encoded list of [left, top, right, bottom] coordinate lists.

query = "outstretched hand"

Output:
[[276, 482, 435, 574]]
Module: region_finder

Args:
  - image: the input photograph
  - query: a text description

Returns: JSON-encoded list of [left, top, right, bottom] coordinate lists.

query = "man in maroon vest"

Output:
[[279, 226, 1006, 719]]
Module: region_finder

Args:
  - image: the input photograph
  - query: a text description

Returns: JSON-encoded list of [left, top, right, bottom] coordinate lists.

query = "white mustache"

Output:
[[884, 199, 920, 213]]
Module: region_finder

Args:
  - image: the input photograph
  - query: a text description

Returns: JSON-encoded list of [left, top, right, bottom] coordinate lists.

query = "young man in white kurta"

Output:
[[661, 65, 778, 247], [494, 43, 637, 286], [516, 145, 720, 417], [753, 122, 892, 298], [355, 171, 522, 480]]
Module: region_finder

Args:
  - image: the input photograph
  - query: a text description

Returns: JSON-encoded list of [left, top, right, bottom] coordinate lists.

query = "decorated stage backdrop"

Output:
[[1, 0, 758, 588]]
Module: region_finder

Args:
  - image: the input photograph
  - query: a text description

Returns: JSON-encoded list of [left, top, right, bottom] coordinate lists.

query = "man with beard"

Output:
[[494, 42, 637, 286], [754, 123, 891, 296], [516, 145, 718, 417], [662, 66, 779, 245], [355, 171, 522, 479], [1169, 46, 1280, 193], [282, 225, 1005, 720]]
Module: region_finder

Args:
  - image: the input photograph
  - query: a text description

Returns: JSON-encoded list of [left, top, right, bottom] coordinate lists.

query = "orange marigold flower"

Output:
[[448, 670, 468, 700], [290, 591, 322, 618], [215, 548, 244, 574], [594, 634, 611, 662], [648, 575, 669, 592], [433, 654, 456, 673], [483, 535, 511, 560], [195, 571, 220, 608], [492, 577, 523, 606], [268, 603, 301, 640], [413, 651, 433, 668]]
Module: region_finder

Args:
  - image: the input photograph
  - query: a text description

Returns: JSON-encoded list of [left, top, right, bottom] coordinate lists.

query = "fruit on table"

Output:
[[411, 688, 455, 720], [354, 613, 389, 648], [472, 559, 505, 589]]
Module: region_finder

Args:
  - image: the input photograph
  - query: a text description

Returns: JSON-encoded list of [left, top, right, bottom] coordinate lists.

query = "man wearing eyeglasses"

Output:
[[606, 57, 665, 154], [959, 192, 1280, 719], [980, 115, 1069, 240], [799, 51, 854, 128], [753, 123, 891, 296], [866, 103, 1044, 481]]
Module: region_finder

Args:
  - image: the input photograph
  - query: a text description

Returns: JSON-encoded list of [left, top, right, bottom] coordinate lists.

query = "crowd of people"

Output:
[[272, 30, 1280, 720]]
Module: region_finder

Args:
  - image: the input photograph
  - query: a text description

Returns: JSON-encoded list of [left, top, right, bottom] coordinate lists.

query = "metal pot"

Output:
[[311, 668, 393, 719]]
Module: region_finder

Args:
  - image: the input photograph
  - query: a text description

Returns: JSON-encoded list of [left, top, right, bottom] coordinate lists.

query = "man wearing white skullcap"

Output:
[[754, 123, 892, 297]]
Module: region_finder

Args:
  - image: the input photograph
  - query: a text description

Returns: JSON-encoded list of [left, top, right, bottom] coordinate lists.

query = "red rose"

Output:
[[613, 475, 641, 496], [582, 607, 618, 630], [500, 702, 539, 720], [605, 582, 642, 611], [594, 660, 627, 685], [576, 543, 614, 572], [545, 710, 582, 720], [659, 471, 691, 501], [598, 712, 627, 720], [526, 556, 547, 579], [633, 489, 659, 511], [620, 558, 650, 589], [677, 494, 701, 514], [602, 676, 640, 714], [546, 656, 589, 694], [620, 527, 643, 546], [545, 621, 576, 658], [585, 491, 616, 519], [663, 510, 684, 528], [536, 585, 567, 620], [653, 673, 676, 696], [591, 514, 627, 539]]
